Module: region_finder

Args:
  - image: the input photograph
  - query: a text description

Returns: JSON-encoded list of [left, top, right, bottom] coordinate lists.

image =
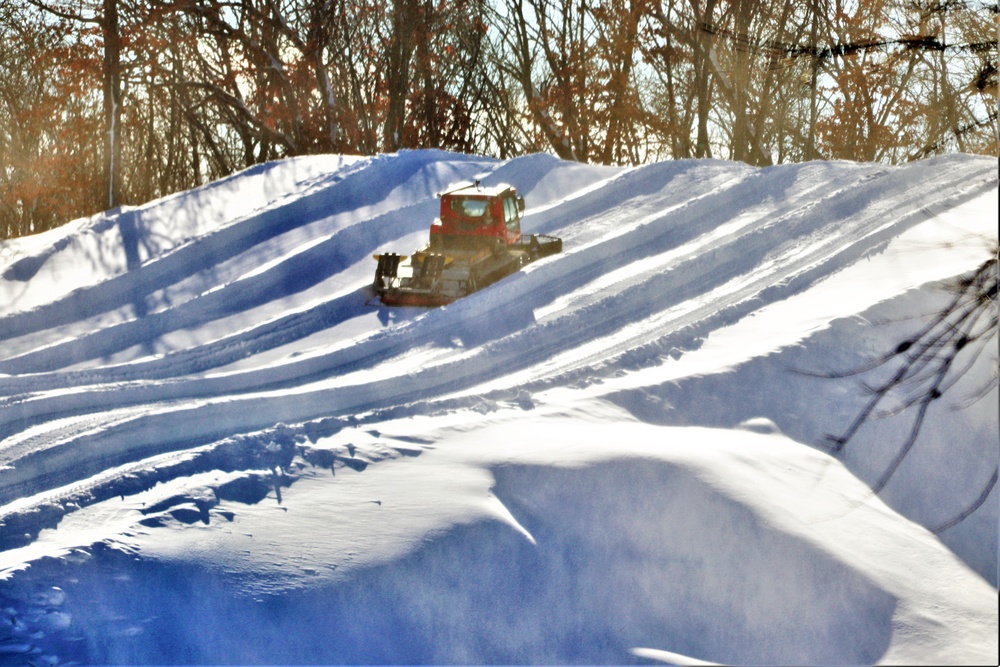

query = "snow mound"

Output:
[[0, 150, 996, 665]]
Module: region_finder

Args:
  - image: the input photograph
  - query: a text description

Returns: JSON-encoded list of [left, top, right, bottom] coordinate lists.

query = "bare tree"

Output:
[[25, 0, 123, 208], [1, 0, 997, 239]]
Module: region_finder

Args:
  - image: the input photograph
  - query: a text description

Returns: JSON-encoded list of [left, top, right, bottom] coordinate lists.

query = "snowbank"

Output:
[[0, 150, 996, 665]]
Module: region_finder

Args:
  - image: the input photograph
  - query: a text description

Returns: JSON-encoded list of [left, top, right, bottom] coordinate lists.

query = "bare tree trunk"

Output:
[[807, 0, 821, 160], [102, 0, 122, 209], [383, 0, 418, 151], [600, 0, 642, 165], [303, 0, 339, 152], [508, 0, 577, 161], [692, 0, 717, 158]]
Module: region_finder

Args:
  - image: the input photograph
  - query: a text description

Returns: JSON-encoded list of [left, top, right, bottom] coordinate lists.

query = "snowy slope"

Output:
[[0, 150, 996, 665]]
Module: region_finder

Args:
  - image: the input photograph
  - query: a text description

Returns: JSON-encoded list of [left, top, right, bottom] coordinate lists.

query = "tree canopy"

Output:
[[1, 0, 996, 238]]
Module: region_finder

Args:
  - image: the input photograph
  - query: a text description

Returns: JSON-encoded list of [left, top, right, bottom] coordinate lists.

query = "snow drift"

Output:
[[0, 150, 996, 665]]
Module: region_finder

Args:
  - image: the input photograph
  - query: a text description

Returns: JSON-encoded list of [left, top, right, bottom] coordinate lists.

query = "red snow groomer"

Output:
[[372, 182, 561, 307]]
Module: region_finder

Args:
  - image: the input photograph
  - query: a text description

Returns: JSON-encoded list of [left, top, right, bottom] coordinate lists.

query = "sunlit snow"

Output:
[[0, 150, 996, 665]]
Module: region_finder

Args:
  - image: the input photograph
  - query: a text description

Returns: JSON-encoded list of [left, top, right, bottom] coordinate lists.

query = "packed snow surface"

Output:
[[0, 150, 997, 665]]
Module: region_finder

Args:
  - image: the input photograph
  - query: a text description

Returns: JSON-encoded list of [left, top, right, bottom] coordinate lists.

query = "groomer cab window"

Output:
[[450, 197, 489, 219], [502, 195, 520, 234]]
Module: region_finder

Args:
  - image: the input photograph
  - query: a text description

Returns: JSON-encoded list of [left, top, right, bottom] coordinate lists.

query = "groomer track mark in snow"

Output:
[[0, 150, 996, 666]]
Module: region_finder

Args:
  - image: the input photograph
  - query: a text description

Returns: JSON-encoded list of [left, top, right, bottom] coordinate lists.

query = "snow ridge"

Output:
[[0, 151, 996, 666]]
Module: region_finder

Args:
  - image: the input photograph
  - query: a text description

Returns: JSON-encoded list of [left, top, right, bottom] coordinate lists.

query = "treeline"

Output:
[[1, 0, 996, 239]]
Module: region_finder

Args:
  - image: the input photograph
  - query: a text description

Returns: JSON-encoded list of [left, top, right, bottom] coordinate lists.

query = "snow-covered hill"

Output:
[[0, 150, 996, 665]]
